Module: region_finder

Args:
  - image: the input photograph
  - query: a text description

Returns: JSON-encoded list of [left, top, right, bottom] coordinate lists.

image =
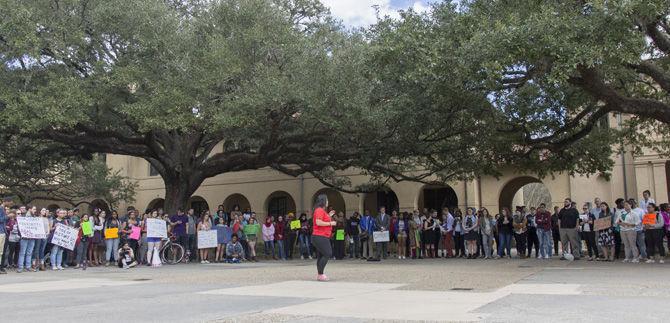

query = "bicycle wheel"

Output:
[[161, 243, 184, 265]]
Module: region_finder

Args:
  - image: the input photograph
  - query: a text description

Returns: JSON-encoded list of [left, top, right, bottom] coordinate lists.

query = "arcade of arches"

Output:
[[95, 151, 669, 221]]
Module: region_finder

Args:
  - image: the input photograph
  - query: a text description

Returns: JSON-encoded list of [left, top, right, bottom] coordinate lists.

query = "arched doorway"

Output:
[[89, 199, 110, 216], [265, 191, 296, 219], [364, 188, 399, 216], [223, 194, 251, 213], [188, 196, 210, 216], [418, 185, 458, 213], [312, 188, 346, 214], [147, 198, 165, 212], [498, 176, 552, 212]]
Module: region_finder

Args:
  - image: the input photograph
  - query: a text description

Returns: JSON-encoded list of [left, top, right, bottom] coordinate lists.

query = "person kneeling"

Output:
[[225, 235, 245, 263], [118, 243, 138, 269]]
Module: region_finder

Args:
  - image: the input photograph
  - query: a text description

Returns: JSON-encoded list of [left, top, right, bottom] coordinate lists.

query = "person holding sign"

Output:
[[198, 212, 213, 264], [596, 203, 615, 261], [616, 201, 641, 263], [17, 209, 39, 273], [75, 214, 94, 270], [243, 217, 260, 262], [285, 213, 298, 260], [49, 210, 69, 271], [643, 203, 665, 264], [145, 211, 163, 266], [333, 212, 346, 260], [312, 194, 336, 281], [104, 211, 121, 266]]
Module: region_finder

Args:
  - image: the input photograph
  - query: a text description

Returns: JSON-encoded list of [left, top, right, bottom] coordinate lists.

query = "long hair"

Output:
[[314, 194, 328, 209]]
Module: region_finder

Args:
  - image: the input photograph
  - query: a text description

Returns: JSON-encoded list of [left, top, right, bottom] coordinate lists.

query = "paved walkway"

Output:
[[0, 258, 669, 322]]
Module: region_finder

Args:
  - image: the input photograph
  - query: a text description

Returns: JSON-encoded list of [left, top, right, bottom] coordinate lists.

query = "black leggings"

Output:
[[645, 229, 665, 258], [311, 236, 332, 275], [582, 231, 598, 258]]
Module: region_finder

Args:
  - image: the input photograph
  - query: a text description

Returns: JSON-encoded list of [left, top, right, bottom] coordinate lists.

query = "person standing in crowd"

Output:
[[5, 210, 19, 269], [512, 208, 527, 259], [629, 199, 647, 261], [285, 213, 298, 260], [214, 217, 228, 263], [104, 211, 121, 266], [262, 217, 276, 260], [186, 208, 198, 261], [346, 212, 361, 259], [169, 209, 189, 263], [497, 208, 513, 259], [17, 207, 36, 273], [408, 211, 419, 259], [551, 206, 561, 256], [94, 210, 107, 266], [298, 213, 312, 260], [75, 214, 93, 270], [591, 198, 602, 219], [49, 209, 68, 271], [453, 209, 465, 257], [374, 207, 390, 261], [198, 212, 212, 264], [32, 208, 49, 271], [0, 197, 14, 274], [580, 203, 598, 261], [613, 198, 625, 259], [616, 200, 640, 263], [525, 207, 539, 258], [389, 211, 398, 258], [275, 215, 287, 260], [395, 212, 409, 259], [639, 190, 655, 210], [243, 216, 259, 262], [643, 203, 665, 264], [312, 194, 336, 282], [535, 204, 552, 259], [660, 203, 670, 252], [441, 208, 454, 258], [597, 202, 615, 261], [479, 208, 495, 259], [558, 198, 581, 260], [463, 208, 478, 259], [145, 211, 161, 266]]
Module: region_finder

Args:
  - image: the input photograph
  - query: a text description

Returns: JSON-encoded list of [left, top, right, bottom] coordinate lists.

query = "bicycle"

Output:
[[160, 235, 185, 265]]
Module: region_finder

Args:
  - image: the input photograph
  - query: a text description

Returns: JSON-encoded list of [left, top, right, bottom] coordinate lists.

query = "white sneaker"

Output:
[[52, 266, 57, 271], [200, 260, 206, 264], [622, 259, 630, 263], [632, 259, 639, 263], [660, 259, 665, 264], [301, 256, 305, 260], [544, 255, 550, 259], [646, 259, 655, 264], [123, 265, 129, 269], [309, 256, 313, 260], [57, 266, 64, 270], [537, 256, 542, 259]]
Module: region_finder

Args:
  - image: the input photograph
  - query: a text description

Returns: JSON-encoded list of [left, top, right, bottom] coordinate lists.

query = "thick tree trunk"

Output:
[[162, 174, 204, 215]]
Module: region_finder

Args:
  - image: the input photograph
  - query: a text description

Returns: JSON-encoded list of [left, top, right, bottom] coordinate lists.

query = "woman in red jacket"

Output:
[[312, 194, 336, 281]]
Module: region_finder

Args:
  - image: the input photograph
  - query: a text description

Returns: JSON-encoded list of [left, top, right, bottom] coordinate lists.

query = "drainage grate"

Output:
[[450, 288, 473, 291]]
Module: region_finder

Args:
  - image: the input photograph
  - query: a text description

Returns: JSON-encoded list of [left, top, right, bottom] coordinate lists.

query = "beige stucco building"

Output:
[[77, 115, 667, 219]]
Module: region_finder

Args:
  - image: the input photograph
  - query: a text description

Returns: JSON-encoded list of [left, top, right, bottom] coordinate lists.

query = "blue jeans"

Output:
[[276, 239, 286, 259], [32, 238, 47, 264], [105, 239, 120, 262], [538, 229, 553, 258], [50, 245, 64, 267], [636, 230, 647, 259], [18, 239, 36, 270], [298, 234, 311, 257], [264, 241, 275, 257], [497, 233, 512, 257]]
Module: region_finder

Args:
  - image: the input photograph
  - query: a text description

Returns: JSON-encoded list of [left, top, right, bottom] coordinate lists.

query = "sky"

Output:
[[321, 0, 434, 28]]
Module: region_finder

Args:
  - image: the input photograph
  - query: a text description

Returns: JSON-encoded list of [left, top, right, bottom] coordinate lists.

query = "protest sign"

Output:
[[373, 230, 390, 242], [594, 216, 612, 231], [146, 218, 168, 238], [243, 223, 260, 236], [81, 221, 93, 236], [290, 220, 301, 230], [129, 226, 141, 240], [104, 228, 119, 239], [52, 224, 79, 251], [216, 226, 233, 244], [198, 230, 218, 249], [17, 217, 47, 239], [336, 229, 345, 241]]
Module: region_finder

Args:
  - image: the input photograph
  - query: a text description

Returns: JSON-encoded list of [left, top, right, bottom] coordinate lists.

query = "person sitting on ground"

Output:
[[117, 242, 138, 269], [225, 235, 245, 263]]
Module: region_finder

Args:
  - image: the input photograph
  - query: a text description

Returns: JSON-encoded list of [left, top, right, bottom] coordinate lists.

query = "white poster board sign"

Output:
[[52, 224, 79, 251], [146, 218, 168, 238], [373, 230, 390, 243], [197, 230, 218, 249], [17, 217, 47, 239]]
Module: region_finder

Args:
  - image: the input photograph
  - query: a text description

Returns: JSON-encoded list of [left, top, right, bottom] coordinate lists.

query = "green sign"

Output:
[[81, 221, 93, 236], [335, 229, 345, 241]]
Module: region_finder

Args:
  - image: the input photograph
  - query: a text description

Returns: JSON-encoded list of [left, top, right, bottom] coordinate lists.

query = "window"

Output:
[[268, 196, 288, 218]]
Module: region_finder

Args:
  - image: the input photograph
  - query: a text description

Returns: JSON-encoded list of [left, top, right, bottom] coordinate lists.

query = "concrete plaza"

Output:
[[0, 258, 668, 322]]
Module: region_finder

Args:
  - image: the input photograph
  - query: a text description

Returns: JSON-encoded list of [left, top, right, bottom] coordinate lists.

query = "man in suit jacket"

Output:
[[375, 207, 390, 260]]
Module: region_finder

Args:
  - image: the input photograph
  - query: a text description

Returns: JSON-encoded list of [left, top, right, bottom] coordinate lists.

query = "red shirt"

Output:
[[312, 208, 332, 238]]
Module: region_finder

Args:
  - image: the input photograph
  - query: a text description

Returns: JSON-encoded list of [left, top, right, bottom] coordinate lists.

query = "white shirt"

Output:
[[639, 198, 655, 210], [615, 210, 640, 232]]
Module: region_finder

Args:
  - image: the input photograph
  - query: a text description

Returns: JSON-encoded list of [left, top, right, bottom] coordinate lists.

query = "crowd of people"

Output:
[[0, 189, 668, 274]]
